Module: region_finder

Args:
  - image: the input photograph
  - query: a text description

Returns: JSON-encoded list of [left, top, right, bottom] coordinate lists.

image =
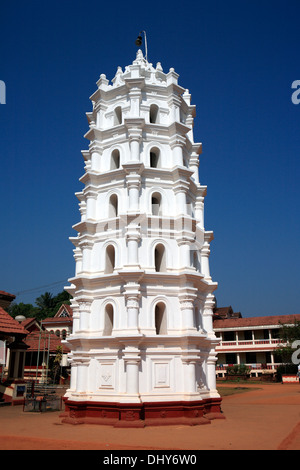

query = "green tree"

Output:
[[8, 290, 72, 321], [274, 320, 300, 380], [278, 320, 300, 344], [51, 290, 71, 312], [49, 346, 63, 384], [227, 364, 251, 376], [35, 291, 56, 319], [8, 302, 39, 319]]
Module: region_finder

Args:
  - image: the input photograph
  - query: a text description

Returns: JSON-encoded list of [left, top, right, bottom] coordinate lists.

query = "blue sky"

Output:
[[0, 0, 299, 317]]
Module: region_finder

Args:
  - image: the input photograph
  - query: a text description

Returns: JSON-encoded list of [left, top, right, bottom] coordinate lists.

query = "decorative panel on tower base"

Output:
[[62, 49, 223, 426]]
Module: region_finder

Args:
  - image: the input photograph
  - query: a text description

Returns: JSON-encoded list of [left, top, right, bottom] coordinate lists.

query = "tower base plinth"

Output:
[[60, 397, 224, 427]]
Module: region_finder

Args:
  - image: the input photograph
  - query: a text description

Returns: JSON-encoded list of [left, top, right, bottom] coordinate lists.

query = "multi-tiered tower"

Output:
[[62, 50, 223, 426]]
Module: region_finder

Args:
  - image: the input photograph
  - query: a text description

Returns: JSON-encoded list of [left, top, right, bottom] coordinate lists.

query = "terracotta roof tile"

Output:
[[0, 307, 28, 335], [42, 317, 72, 324], [0, 290, 16, 299], [21, 318, 37, 327], [213, 314, 300, 329], [25, 330, 70, 353]]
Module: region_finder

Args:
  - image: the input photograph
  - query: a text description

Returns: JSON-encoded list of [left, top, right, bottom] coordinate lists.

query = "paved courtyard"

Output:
[[0, 383, 300, 450]]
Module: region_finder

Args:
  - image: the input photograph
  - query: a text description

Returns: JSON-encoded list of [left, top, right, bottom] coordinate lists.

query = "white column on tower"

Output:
[[80, 239, 93, 273], [201, 232, 213, 280], [90, 144, 102, 172], [170, 137, 185, 166], [126, 123, 143, 161], [174, 181, 188, 215], [85, 189, 97, 220], [78, 300, 91, 331], [182, 358, 197, 393], [195, 196, 204, 227], [123, 346, 141, 396], [126, 224, 141, 267], [76, 356, 90, 393], [127, 176, 140, 211]]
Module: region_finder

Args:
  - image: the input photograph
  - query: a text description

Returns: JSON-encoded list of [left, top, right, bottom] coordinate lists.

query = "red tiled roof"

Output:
[[0, 290, 16, 300], [0, 307, 28, 335], [214, 307, 233, 315], [21, 318, 37, 328], [42, 304, 73, 326], [42, 317, 72, 325], [213, 314, 300, 329], [213, 306, 242, 319], [25, 330, 70, 353], [21, 317, 43, 333]]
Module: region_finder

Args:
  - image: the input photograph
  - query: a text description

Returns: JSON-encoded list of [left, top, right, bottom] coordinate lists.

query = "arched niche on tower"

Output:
[[113, 105, 122, 126], [144, 142, 167, 169], [149, 146, 161, 168], [154, 242, 167, 272], [148, 238, 172, 272], [102, 239, 121, 274], [104, 244, 116, 274], [149, 103, 159, 124], [151, 191, 162, 216], [111, 148, 121, 169], [194, 301, 203, 332], [154, 301, 167, 335], [108, 193, 119, 218], [191, 250, 201, 272], [103, 303, 114, 336], [105, 188, 123, 219], [147, 187, 169, 216], [186, 195, 195, 217]]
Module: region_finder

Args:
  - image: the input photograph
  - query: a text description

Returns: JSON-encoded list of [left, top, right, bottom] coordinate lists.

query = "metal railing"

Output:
[[216, 338, 282, 348], [216, 363, 281, 371]]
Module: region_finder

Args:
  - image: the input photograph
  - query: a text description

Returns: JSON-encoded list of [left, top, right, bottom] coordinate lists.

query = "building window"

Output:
[[59, 310, 69, 318], [263, 329, 270, 340], [103, 303, 114, 336], [150, 147, 161, 168], [246, 352, 257, 364], [244, 330, 252, 341], [265, 352, 272, 364], [154, 243, 166, 272], [151, 192, 162, 216], [271, 328, 280, 339], [223, 331, 235, 341], [225, 353, 236, 365], [111, 149, 120, 169], [155, 302, 167, 335], [109, 194, 118, 218], [149, 104, 159, 124], [105, 244, 115, 274], [55, 330, 60, 338], [62, 329, 67, 340]]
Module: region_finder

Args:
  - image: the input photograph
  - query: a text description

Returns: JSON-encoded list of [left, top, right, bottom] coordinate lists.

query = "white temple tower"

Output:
[[62, 50, 223, 426]]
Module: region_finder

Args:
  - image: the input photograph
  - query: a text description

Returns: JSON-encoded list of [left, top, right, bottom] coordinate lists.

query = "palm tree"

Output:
[[35, 292, 55, 318]]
